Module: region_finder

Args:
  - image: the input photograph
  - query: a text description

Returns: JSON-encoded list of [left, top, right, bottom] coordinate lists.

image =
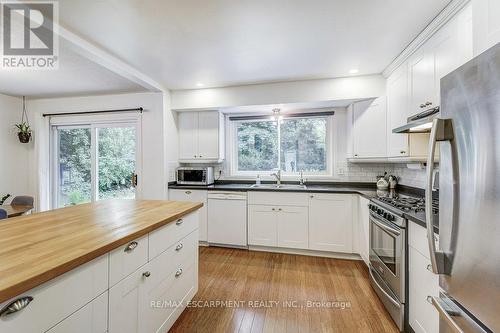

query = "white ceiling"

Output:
[[0, 40, 146, 98], [56, 0, 451, 90]]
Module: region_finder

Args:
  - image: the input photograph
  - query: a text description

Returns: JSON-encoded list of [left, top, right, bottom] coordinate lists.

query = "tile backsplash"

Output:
[[177, 161, 428, 189]]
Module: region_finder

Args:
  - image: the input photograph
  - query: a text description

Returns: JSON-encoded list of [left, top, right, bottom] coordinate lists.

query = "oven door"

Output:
[[369, 212, 405, 301], [177, 169, 206, 185]]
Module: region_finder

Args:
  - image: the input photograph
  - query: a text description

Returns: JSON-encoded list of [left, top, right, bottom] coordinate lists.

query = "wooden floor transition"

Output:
[[170, 247, 398, 333]]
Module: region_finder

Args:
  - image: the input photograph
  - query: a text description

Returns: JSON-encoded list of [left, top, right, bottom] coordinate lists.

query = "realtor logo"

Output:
[[1, 1, 59, 69]]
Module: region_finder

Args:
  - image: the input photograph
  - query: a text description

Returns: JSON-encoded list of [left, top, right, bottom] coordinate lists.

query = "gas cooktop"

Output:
[[374, 194, 439, 215]]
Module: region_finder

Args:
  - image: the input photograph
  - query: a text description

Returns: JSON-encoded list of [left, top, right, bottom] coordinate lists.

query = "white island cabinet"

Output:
[[0, 201, 201, 333], [169, 189, 208, 242]]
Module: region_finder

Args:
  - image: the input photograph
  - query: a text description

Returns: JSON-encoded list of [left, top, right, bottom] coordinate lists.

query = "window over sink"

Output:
[[230, 114, 332, 176]]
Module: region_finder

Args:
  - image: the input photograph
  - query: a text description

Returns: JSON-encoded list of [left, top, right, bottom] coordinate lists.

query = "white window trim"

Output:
[[49, 114, 143, 209], [227, 114, 334, 178]]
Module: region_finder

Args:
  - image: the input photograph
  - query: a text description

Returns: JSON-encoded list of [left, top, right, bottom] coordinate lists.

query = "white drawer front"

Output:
[[45, 292, 108, 333], [142, 248, 197, 333], [0, 255, 108, 333], [149, 211, 199, 260], [109, 235, 149, 287], [409, 222, 439, 260], [248, 191, 308, 206]]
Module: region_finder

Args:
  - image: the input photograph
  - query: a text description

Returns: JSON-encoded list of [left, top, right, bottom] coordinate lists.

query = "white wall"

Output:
[[0, 93, 31, 200], [27, 92, 175, 210], [171, 75, 386, 110]]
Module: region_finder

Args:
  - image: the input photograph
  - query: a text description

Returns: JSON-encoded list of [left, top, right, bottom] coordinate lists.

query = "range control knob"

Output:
[[377, 209, 382, 215], [383, 212, 388, 219], [387, 215, 394, 221]]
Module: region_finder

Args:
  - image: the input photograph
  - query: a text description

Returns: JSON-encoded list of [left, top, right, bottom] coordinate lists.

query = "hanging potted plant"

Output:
[[15, 96, 32, 143]]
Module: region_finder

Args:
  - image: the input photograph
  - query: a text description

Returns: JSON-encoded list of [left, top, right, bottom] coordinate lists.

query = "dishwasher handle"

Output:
[[208, 192, 247, 200]]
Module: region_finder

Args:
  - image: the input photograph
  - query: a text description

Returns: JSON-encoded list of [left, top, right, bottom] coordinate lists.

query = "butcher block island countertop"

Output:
[[0, 199, 203, 304]]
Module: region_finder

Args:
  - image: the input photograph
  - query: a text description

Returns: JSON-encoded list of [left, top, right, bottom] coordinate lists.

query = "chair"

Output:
[[0, 209, 7, 220], [11, 196, 34, 207]]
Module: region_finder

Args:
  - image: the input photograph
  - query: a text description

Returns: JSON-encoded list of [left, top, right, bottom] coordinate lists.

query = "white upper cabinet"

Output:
[[178, 111, 224, 163], [473, 0, 500, 56], [178, 112, 198, 161], [349, 97, 387, 159], [386, 64, 409, 157], [407, 3, 472, 117], [408, 48, 435, 116]]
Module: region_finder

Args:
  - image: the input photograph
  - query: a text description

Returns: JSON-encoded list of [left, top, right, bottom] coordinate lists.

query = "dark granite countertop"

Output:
[[168, 181, 437, 232]]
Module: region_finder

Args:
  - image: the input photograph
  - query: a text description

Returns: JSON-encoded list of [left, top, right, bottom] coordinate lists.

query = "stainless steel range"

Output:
[[368, 201, 406, 331], [368, 193, 439, 332]]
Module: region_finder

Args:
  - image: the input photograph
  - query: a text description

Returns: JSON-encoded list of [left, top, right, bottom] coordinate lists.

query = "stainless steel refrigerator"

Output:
[[425, 42, 500, 333]]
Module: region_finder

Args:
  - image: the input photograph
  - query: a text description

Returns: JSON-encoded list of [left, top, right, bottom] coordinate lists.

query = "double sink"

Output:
[[250, 184, 307, 190]]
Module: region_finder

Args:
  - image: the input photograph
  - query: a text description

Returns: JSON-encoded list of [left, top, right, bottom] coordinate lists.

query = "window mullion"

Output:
[[277, 120, 281, 170], [91, 126, 98, 202]]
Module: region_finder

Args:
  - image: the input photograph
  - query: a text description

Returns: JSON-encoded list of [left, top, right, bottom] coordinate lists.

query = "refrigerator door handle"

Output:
[[426, 118, 454, 274]]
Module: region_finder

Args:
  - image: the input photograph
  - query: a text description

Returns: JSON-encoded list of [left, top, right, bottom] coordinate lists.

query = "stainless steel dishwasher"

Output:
[[207, 191, 248, 247]]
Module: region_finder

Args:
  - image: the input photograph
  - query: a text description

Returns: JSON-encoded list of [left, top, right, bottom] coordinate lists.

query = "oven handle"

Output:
[[369, 267, 401, 309], [370, 215, 401, 237]]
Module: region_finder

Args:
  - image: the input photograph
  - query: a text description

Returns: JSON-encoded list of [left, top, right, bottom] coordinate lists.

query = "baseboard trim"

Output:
[[248, 245, 363, 260]]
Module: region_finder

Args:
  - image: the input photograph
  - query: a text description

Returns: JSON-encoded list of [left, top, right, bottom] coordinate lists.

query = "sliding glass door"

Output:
[[53, 122, 139, 208]]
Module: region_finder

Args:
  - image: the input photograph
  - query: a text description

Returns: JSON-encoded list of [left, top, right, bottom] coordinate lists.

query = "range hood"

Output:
[[393, 106, 439, 133]]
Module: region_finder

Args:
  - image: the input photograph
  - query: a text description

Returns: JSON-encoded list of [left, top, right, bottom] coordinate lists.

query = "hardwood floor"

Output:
[[170, 247, 398, 333]]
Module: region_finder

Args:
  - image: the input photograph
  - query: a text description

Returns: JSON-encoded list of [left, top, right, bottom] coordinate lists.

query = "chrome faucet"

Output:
[[271, 169, 282, 186], [299, 170, 305, 185]]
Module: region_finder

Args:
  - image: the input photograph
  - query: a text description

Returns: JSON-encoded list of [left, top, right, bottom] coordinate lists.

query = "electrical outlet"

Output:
[[337, 168, 345, 175]]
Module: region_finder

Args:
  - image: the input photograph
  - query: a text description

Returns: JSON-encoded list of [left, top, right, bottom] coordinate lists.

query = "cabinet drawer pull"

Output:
[[176, 219, 184, 225], [272, 208, 276, 211], [310, 195, 314, 198], [426, 264, 433, 272], [400, 150, 406, 154], [426, 296, 433, 304], [124, 241, 138, 253], [0, 296, 33, 317], [142, 271, 151, 278], [425, 101, 433, 106], [175, 243, 184, 251], [175, 268, 183, 277], [185, 191, 191, 194], [278, 208, 282, 211], [420, 104, 426, 108]]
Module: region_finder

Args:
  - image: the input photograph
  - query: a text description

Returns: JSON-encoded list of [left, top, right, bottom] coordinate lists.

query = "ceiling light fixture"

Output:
[[349, 69, 359, 74], [196, 82, 204, 87]]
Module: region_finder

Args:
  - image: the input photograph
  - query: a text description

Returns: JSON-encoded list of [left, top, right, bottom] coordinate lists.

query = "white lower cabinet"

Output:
[[248, 205, 278, 247], [308, 194, 353, 253], [109, 228, 199, 333], [0, 255, 108, 333], [108, 261, 151, 333], [46, 292, 108, 333], [357, 196, 370, 265], [248, 192, 356, 254], [169, 189, 208, 242], [277, 206, 308, 249], [408, 223, 439, 333]]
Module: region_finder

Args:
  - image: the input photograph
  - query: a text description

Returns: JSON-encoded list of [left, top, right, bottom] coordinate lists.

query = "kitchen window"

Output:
[[230, 114, 332, 176]]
